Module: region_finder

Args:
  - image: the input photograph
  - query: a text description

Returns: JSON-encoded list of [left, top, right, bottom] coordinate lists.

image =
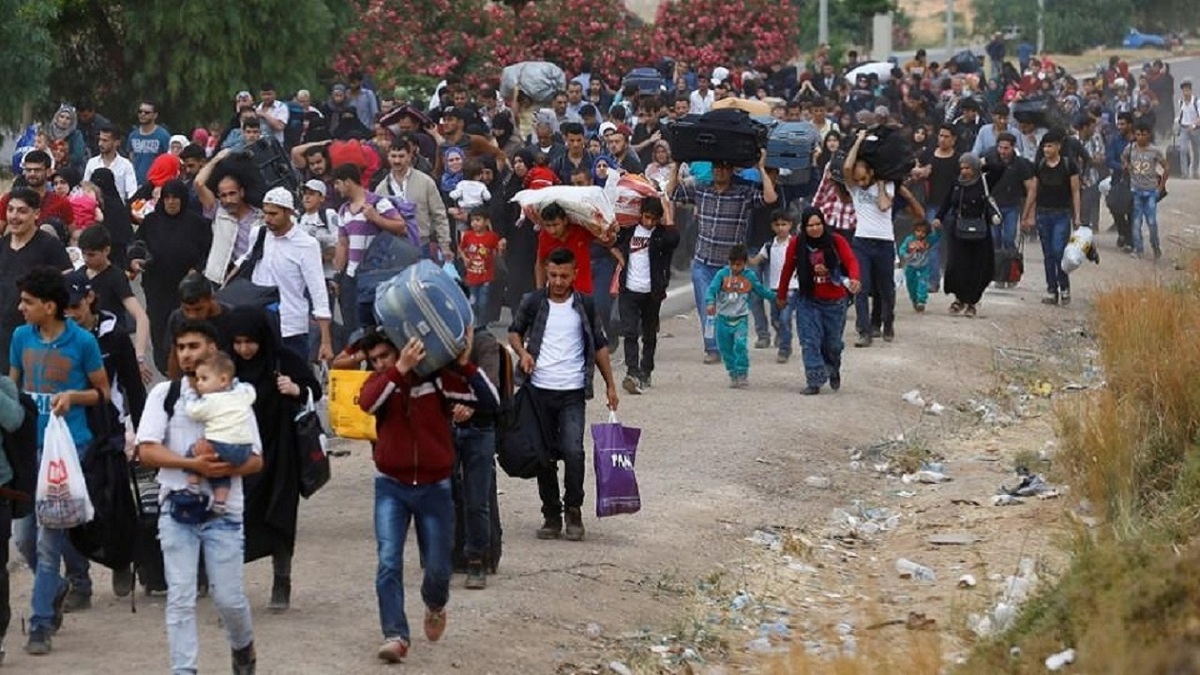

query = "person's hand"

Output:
[[397, 338, 425, 375], [814, 263, 828, 276], [606, 383, 620, 411], [457, 325, 475, 367], [847, 279, 862, 294], [363, 202, 379, 223], [518, 351, 535, 375], [650, 130, 662, 143], [776, 296, 787, 309], [498, 238, 507, 253], [192, 452, 235, 478], [448, 207, 464, 221], [1021, 216, 1034, 231], [451, 403, 474, 424], [856, 128, 867, 140], [215, 148, 233, 160], [50, 392, 72, 416], [139, 360, 153, 384], [931, 219, 941, 230], [318, 342, 334, 363], [706, 305, 716, 316], [277, 375, 301, 397]]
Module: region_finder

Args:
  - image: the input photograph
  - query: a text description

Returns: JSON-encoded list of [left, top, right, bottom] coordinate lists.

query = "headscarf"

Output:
[[795, 206, 843, 296], [169, 134, 189, 153], [191, 127, 210, 146], [89, 167, 121, 203], [491, 111, 515, 149], [154, 179, 190, 216], [228, 307, 281, 402], [53, 166, 82, 191], [48, 104, 78, 142], [90, 167, 134, 246], [146, 153, 181, 188], [592, 153, 618, 184], [440, 146, 465, 193], [958, 152, 983, 187]]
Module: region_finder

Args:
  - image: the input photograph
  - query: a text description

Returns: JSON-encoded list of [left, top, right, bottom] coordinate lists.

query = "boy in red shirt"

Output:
[[459, 207, 504, 328], [532, 202, 616, 295]]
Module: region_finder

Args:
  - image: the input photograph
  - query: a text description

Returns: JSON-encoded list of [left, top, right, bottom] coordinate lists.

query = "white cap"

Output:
[[711, 66, 730, 87], [303, 179, 327, 197], [263, 186, 295, 211], [598, 121, 617, 136]]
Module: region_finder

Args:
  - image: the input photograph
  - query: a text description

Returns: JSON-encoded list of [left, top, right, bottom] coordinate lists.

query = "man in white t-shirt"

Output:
[[508, 248, 619, 543], [135, 320, 263, 675], [751, 210, 801, 363], [688, 79, 715, 115], [1178, 80, 1200, 179]]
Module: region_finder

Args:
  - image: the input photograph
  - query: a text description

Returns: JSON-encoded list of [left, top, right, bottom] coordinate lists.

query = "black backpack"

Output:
[[69, 404, 139, 570], [2, 391, 40, 519]]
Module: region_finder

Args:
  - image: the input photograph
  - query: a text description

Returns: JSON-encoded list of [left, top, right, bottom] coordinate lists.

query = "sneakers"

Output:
[[1060, 290, 1071, 307], [1041, 292, 1059, 305], [377, 638, 409, 663], [882, 327, 895, 342], [564, 507, 585, 541], [622, 374, 643, 395], [829, 373, 842, 391], [1153, 247, 1163, 261], [776, 352, 790, 364], [424, 607, 447, 642], [232, 641, 257, 675], [730, 376, 749, 389], [870, 327, 883, 339], [949, 301, 964, 315], [854, 334, 872, 348], [754, 337, 771, 349], [267, 576, 290, 613], [914, 303, 926, 313], [24, 629, 51, 656], [112, 566, 134, 598], [640, 374, 652, 389], [703, 352, 721, 365], [536, 518, 563, 540], [63, 590, 91, 613], [800, 385, 820, 395], [465, 561, 487, 590]]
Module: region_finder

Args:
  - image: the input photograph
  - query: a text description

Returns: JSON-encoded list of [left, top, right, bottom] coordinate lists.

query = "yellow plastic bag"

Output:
[[327, 368, 377, 441]]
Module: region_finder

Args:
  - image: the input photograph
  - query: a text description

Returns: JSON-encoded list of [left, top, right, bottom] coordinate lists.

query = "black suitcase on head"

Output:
[[668, 109, 768, 166], [859, 125, 915, 182]]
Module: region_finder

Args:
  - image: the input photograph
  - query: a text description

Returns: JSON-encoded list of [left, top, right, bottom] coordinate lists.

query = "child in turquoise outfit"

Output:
[[897, 221, 941, 312], [706, 245, 777, 388]]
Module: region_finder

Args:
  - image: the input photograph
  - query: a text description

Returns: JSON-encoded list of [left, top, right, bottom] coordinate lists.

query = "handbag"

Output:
[[217, 228, 280, 310], [36, 415, 95, 529], [591, 412, 642, 518], [295, 390, 331, 499], [327, 367, 377, 441], [954, 176, 995, 241], [993, 236, 1025, 284]]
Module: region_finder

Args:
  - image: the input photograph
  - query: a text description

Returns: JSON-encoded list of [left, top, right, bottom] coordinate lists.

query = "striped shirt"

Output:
[[338, 192, 400, 277], [671, 182, 767, 266]]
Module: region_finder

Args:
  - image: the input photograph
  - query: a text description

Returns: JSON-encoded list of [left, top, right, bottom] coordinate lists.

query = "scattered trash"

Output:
[[895, 490, 917, 498], [585, 623, 603, 640], [1001, 467, 1060, 497], [730, 590, 754, 611], [758, 620, 792, 639], [746, 530, 782, 551], [1045, 648, 1076, 670], [958, 574, 978, 588], [951, 498, 982, 506], [608, 661, 635, 675], [928, 533, 981, 546], [905, 611, 937, 630], [901, 389, 926, 407], [926, 402, 946, 416], [832, 504, 901, 538], [788, 562, 819, 575], [805, 476, 832, 489], [902, 470, 952, 484], [895, 558, 936, 582], [992, 495, 1025, 506], [746, 637, 774, 652]]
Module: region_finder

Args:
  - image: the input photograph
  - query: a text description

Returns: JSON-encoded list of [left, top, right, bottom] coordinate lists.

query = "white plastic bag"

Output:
[[511, 185, 617, 232], [35, 414, 94, 529], [1061, 226, 1094, 274]]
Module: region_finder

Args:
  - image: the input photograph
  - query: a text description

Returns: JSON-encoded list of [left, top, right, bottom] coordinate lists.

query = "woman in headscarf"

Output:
[[132, 179, 212, 372], [776, 207, 861, 395], [490, 110, 523, 158], [46, 104, 87, 172], [932, 152, 1002, 317], [496, 149, 539, 311], [89, 167, 134, 270], [130, 152, 183, 222], [440, 146, 466, 196], [227, 307, 321, 613]]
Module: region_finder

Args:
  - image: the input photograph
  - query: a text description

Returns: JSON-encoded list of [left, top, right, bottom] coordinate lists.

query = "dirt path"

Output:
[[8, 190, 1196, 673]]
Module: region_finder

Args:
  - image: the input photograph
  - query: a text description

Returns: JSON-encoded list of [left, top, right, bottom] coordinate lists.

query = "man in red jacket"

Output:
[[357, 327, 498, 664]]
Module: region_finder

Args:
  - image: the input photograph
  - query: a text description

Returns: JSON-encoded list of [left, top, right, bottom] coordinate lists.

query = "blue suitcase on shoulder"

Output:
[[374, 260, 474, 378], [767, 121, 819, 174], [623, 68, 664, 96]]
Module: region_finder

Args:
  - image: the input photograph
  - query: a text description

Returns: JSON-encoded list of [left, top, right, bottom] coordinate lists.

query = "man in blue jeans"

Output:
[[1022, 128, 1082, 306], [358, 326, 498, 664], [668, 150, 777, 363], [8, 266, 110, 657], [136, 319, 262, 674]]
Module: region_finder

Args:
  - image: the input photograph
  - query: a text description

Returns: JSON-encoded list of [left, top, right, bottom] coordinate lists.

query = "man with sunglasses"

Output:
[[125, 99, 172, 185]]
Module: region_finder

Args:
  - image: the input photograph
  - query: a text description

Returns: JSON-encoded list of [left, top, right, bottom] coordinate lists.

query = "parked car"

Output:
[[1123, 29, 1167, 49]]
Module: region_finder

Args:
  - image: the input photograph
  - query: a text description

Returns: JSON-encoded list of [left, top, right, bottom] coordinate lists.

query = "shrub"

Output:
[[653, 0, 801, 73]]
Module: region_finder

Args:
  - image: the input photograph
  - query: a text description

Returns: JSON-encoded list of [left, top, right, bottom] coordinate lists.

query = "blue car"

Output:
[[1123, 29, 1166, 49]]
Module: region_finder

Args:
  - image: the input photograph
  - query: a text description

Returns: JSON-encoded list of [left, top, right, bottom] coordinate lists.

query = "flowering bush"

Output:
[[334, 0, 493, 81], [653, 0, 800, 72]]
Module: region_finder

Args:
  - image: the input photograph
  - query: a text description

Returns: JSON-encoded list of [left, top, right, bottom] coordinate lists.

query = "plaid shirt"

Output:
[[812, 171, 857, 234], [672, 182, 767, 266]]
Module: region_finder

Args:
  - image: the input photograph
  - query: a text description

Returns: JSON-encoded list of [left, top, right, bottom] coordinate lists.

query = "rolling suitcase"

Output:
[[767, 121, 819, 178], [668, 109, 768, 167], [1168, 144, 1183, 177], [373, 259, 473, 378], [622, 68, 664, 96]]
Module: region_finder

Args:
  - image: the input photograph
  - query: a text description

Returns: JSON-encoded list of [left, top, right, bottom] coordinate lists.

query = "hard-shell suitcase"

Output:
[[1168, 144, 1183, 177], [767, 121, 819, 174], [244, 137, 298, 193], [373, 259, 473, 378], [668, 109, 768, 167], [622, 68, 664, 96]]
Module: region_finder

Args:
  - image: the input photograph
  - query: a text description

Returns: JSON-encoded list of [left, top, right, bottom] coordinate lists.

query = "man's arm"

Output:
[[1070, 174, 1082, 226], [844, 129, 866, 179], [1022, 177, 1039, 227], [195, 149, 231, 210], [301, 242, 334, 361], [290, 140, 330, 170], [758, 150, 778, 204], [258, 105, 287, 132], [423, 176, 453, 250]]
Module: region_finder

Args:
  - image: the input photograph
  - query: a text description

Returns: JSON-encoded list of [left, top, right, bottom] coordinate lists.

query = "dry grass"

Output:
[[763, 631, 944, 675]]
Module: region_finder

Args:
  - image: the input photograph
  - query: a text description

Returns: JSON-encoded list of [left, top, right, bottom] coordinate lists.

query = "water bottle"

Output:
[[704, 315, 715, 340], [895, 558, 936, 582]]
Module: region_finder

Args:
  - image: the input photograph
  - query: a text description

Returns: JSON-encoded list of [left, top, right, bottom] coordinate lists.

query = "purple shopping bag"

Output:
[[591, 413, 642, 518]]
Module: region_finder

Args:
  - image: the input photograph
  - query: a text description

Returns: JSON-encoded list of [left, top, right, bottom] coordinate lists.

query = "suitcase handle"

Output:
[[696, 132, 717, 145]]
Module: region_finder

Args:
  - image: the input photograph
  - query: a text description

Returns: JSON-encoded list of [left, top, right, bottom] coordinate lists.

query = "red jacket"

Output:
[[358, 362, 498, 485], [776, 231, 860, 303]]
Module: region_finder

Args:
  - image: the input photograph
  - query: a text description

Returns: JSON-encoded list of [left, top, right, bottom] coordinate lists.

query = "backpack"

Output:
[[2, 391, 40, 518]]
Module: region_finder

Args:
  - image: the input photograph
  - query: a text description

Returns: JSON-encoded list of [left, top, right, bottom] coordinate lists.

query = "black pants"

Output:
[[529, 387, 586, 521], [0, 499, 12, 642], [619, 291, 662, 378]]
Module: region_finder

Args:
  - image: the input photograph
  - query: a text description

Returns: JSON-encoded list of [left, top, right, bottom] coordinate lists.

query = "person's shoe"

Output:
[[640, 374, 652, 389], [50, 582, 69, 634], [112, 566, 134, 598], [465, 561, 487, 590], [536, 518, 562, 540], [1153, 247, 1162, 261], [1041, 292, 1058, 305], [377, 638, 409, 663], [964, 304, 977, 318], [63, 590, 91, 613], [754, 337, 771, 349], [949, 301, 964, 315], [870, 327, 883, 338], [776, 352, 790, 364], [882, 327, 895, 342], [268, 576, 290, 613], [424, 607, 447, 642], [24, 628, 51, 656], [854, 334, 872, 348], [929, 283, 940, 293], [232, 641, 256, 675], [915, 303, 926, 313], [622, 374, 643, 395], [733, 376, 750, 389], [829, 373, 841, 391], [703, 352, 721, 365], [564, 507, 585, 541], [1059, 290, 1071, 306], [1130, 250, 1143, 259], [800, 385, 820, 395]]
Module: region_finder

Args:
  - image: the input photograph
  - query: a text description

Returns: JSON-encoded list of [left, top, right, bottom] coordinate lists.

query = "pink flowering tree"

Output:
[[335, 0, 493, 82], [653, 0, 801, 72]]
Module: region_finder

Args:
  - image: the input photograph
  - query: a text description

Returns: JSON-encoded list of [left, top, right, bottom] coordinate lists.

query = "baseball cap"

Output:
[[66, 270, 92, 306], [614, 124, 633, 138], [263, 186, 295, 211], [303, 179, 327, 197], [598, 121, 617, 136]]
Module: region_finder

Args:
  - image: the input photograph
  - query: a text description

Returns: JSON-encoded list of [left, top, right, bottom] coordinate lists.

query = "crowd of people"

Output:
[[0, 38, 1183, 670]]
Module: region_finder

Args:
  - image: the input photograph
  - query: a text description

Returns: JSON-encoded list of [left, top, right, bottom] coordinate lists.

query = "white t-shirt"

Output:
[[625, 225, 654, 293], [530, 298, 586, 391], [849, 182, 896, 241], [759, 236, 798, 289]]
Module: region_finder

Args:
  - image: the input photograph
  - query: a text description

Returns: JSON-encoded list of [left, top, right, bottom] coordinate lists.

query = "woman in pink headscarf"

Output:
[[192, 127, 216, 157]]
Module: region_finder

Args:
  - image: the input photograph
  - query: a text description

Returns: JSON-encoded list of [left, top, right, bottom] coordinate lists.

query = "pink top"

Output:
[[69, 193, 98, 230]]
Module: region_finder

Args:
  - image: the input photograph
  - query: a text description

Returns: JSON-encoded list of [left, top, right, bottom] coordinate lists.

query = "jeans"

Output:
[[591, 255, 618, 339], [924, 202, 944, 288], [619, 291, 662, 378], [281, 333, 309, 361], [690, 260, 723, 354], [0, 500, 11, 642], [774, 290, 802, 356], [904, 266, 930, 305], [994, 206, 1020, 251], [468, 282, 491, 328], [13, 515, 92, 597], [1081, 186, 1101, 229], [1180, 127, 1200, 177], [374, 475, 453, 642], [529, 386, 586, 520], [852, 237, 896, 337], [1036, 210, 1072, 295], [188, 441, 254, 495], [1131, 188, 1161, 255], [797, 297, 848, 387], [715, 315, 750, 378], [159, 512, 254, 675], [453, 426, 496, 561]]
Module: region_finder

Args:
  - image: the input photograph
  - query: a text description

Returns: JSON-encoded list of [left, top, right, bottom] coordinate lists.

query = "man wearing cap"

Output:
[[606, 126, 643, 174], [373, 144, 452, 254], [241, 187, 334, 362], [256, 83, 289, 145]]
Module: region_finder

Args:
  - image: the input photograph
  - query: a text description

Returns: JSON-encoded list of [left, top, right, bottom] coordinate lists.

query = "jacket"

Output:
[[776, 231, 860, 303], [374, 168, 451, 247], [359, 362, 498, 485], [615, 224, 681, 298], [508, 290, 607, 400], [90, 310, 147, 429]]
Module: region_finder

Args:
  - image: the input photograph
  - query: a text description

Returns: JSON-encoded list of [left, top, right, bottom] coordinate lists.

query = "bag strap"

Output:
[[162, 378, 183, 420]]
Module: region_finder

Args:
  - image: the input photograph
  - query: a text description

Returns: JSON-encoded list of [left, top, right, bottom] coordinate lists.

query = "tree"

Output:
[[0, 0, 58, 127], [336, 0, 493, 84], [972, 0, 1132, 55], [653, 0, 800, 72]]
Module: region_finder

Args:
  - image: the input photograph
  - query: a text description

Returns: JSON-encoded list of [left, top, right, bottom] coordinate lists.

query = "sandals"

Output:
[[964, 304, 977, 318], [949, 301, 964, 315]]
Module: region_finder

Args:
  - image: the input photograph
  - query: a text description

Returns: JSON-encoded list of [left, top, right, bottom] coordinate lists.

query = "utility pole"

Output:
[[945, 0, 955, 53], [1037, 0, 1046, 53], [818, 0, 829, 46]]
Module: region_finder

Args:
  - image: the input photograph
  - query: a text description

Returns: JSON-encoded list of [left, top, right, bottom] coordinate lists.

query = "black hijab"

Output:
[[89, 167, 133, 247], [492, 110, 515, 149], [796, 206, 843, 295], [155, 179, 191, 216], [228, 307, 281, 398]]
